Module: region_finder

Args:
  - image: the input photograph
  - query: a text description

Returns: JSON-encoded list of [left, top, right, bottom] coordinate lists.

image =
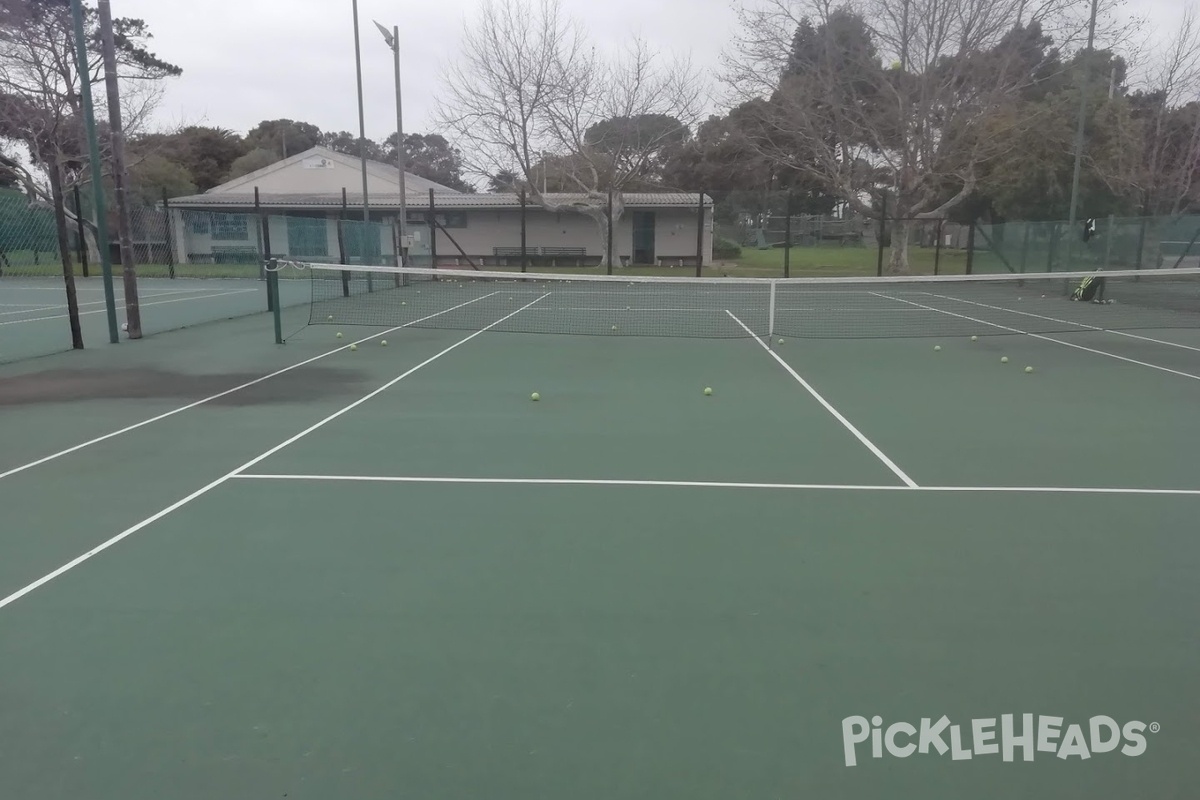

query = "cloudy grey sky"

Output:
[[118, 0, 1184, 141], [116, 0, 737, 140]]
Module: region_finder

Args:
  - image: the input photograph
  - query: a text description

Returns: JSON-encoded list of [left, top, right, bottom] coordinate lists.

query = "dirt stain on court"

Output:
[[0, 367, 371, 407]]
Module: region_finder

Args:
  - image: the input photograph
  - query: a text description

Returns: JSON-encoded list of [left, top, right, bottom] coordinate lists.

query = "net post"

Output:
[[768, 279, 777, 348], [695, 191, 705, 277], [876, 194, 887, 277], [267, 261, 283, 344]]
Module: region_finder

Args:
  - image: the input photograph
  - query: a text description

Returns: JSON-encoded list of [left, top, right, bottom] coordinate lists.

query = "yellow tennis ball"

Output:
[[1001, 356, 1009, 364], [970, 336, 978, 342], [531, 392, 540, 401], [611, 325, 618, 331], [349, 344, 358, 352], [402, 301, 407, 306], [704, 387, 713, 396], [380, 340, 388, 347], [336, 332, 343, 339], [934, 345, 942, 351], [327, 315, 334, 321], [1025, 366, 1034, 373]]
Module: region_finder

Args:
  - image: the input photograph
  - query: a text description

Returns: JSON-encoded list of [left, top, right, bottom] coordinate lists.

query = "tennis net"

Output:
[[285, 262, 1200, 340]]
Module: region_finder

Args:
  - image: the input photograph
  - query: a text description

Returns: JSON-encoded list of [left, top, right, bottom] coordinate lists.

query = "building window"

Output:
[[406, 210, 468, 228], [188, 214, 210, 235], [287, 215, 328, 258], [211, 213, 248, 241]]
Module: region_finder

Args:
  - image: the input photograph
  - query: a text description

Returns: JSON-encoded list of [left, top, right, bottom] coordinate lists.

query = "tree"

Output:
[[384, 132, 474, 192], [487, 169, 521, 193], [245, 118, 321, 158], [134, 126, 247, 191], [320, 130, 385, 161], [224, 147, 278, 180], [1128, 7, 1200, 218], [0, 0, 179, 323], [724, 0, 1080, 273], [438, 0, 704, 265], [126, 153, 195, 205]]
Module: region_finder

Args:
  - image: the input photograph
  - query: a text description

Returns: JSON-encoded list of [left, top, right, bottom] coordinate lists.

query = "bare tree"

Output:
[[0, 0, 179, 267], [724, 0, 1089, 273], [437, 0, 704, 265], [1130, 5, 1200, 218]]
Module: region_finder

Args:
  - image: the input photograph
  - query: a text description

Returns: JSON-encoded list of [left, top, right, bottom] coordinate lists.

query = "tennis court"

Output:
[[1, 264, 1197, 798]]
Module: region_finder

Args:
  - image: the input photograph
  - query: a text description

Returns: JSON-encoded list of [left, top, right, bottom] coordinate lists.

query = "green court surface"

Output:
[[1, 277, 1198, 799]]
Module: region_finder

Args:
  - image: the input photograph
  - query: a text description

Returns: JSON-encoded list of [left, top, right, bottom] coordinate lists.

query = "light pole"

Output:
[[374, 21, 408, 267], [351, 0, 371, 245]]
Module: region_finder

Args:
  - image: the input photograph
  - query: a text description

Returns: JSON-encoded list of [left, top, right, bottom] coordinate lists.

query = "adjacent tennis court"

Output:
[[1, 264, 1197, 799]]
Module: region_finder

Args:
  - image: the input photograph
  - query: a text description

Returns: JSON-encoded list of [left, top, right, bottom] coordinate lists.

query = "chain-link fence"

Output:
[[0, 194, 400, 364], [975, 216, 1200, 274]]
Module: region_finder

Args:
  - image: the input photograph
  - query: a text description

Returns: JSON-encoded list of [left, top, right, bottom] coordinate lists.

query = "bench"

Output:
[[540, 246, 587, 267], [493, 246, 527, 266], [210, 246, 261, 264]]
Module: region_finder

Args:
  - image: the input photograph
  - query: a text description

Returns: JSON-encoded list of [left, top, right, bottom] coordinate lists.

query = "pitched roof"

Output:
[[167, 191, 711, 210], [205, 145, 460, 195]]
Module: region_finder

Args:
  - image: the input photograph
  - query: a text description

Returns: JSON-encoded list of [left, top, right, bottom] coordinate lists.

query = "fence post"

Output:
[[520, 188, 528, 273], [695, 191, 705, 277], [73, 184, 89, 278], [606, 188, 614, 275], [933, 218, 943, 275], [337, 188, 350, 296], [783, 192, 792, 279], [428, 188, 438, 277], [1134, 217, 1148, 271], [965, 221, 976, 275], [160, 188, 175, 278], [256, 187, 274, 312], [875, 195, 887, 277]]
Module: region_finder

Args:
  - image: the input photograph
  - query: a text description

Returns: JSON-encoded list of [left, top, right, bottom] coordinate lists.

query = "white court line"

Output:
[[0, 288, 259, 327], [870, 292, 1200, 383], [0, 292, 501, 483], [0, 288, 212, 318], [0, 293, 549, 612], [725, 309, 918, 488], [233, 473, 1200, 497], [921, 291, 1200, 353]]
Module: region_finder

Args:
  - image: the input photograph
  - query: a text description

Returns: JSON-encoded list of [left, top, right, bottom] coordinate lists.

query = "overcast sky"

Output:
[[116, 0, 1185, 142]]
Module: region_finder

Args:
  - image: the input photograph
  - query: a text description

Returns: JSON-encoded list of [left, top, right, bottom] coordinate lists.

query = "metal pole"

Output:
[[256, 187, 273, 312], [876, 195, 887, 277], [74, 184, 89, 278], [70, 0, 119, 343], [375, 22, 408, 271], [520, 188, 528, 272], [97, 0, 141, 338], [933, 218, 942, 275], [1067, 0, 1100, 269], [161, 188, 175, 278], [352, 0, 371, 235], [783, 192, 792, 278], [392, 26, 407, 266], [606, 188, 614, 274], [695, 192, 705, 277], [428, 188, 438, 274]]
